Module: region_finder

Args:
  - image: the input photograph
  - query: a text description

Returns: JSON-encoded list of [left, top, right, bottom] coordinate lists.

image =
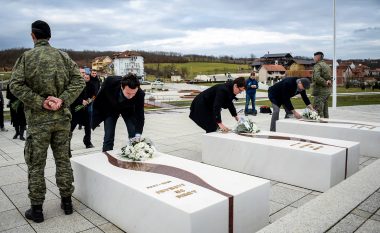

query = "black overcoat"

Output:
[[189, 82, 237, 132]]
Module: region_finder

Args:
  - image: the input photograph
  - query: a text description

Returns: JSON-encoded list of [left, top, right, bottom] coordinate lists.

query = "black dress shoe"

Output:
[[86, 144, 94, 149]]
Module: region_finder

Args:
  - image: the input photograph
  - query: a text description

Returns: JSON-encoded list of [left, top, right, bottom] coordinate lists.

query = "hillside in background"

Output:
[[0, 48, 252, 71]]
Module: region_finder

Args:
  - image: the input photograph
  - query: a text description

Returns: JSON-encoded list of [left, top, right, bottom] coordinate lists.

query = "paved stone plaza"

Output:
[[1, 105, 379, 233]]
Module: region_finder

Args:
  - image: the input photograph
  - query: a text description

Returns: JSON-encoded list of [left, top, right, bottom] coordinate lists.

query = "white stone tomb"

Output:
[[71, 151, 270, 233], [276, 119, 380, 157], [202, 131, 360, 192]]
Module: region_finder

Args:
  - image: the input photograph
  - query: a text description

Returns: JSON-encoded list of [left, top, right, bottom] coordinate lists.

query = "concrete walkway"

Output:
[[0, 105, 379, 232]]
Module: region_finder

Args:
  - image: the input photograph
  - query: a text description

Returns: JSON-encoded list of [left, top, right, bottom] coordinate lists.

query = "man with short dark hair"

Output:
[[268, 77, 313, 131], [92, 73, 145, 152], [312, 51, 332, 118], [9, 20, 85, 222], [245, 72, 259, 116], [189, 77, 245, 133]]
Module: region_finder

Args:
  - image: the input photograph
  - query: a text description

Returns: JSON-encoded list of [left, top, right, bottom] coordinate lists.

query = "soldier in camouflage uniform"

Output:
[[312, 51, 332, 118], [9, 20, 85, 223]]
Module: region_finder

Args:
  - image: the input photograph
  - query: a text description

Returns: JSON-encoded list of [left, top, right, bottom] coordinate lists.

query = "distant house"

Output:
[[260, 53, 293, 67], [171, 75, 182, 82], [251, 59, 263, 72], [112, 51, 145, 81], [286, 59, 315, 78], [258, 64, 286, 85], [91, 56, 112, 71]]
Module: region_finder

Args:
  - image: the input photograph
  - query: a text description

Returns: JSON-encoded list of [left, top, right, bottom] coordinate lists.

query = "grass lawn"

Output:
[[145, 62, 251, 78]]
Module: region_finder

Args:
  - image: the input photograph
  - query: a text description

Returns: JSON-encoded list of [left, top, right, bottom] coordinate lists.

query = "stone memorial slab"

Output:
[[71, 151, 270, 233], [276, 119, 380, 157], [202, 131, 360, 192]]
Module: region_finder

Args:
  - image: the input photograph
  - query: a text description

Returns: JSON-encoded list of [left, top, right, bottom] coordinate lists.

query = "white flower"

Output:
[[120, 138, 155, 161], [302, 108, 320, 121], [234, 118, 260, 134]]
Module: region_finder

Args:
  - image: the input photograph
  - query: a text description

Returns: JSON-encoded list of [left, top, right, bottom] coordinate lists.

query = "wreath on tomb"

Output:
[[120, 138, 155, 161], [234, 118, 260, 134], [302, 108, 320, 121]]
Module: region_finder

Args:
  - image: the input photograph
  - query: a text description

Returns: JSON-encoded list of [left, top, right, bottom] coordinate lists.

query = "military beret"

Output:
[[31, 20, 51, 39], [314, 51, 324, 56]]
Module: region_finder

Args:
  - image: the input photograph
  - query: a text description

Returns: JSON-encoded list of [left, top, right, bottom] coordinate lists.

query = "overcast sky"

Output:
[[0, 0, 379, 59]]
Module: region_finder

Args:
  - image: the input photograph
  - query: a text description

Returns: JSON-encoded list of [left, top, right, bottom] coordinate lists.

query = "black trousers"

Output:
[[0, 106, 4, 128]]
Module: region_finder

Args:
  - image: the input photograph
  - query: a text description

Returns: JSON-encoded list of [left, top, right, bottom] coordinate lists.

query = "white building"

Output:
[[258, 64, 286, 85], [112, 51, 144, 81]]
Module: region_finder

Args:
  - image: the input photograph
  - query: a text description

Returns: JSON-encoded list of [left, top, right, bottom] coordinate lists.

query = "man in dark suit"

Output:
[[92, 73, 145, 152], [268, 77, 313, 131], [189, 77, 245, 133]]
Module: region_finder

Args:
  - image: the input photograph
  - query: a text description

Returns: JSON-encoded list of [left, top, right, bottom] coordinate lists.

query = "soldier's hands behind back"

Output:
[[43, 96, 63, 111]]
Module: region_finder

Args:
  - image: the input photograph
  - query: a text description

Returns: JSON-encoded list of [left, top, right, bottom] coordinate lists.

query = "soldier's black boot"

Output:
[[25, 205, 44, 223], [19, 126, 25, 141], [61, 196, 73, 215], [13, 126, 19, 139]]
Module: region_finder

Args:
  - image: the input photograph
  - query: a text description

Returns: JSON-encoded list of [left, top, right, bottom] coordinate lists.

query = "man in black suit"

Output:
[[268, 77, 313, 131], [92, 73, 145, 152], [189, 77, 245, 133]]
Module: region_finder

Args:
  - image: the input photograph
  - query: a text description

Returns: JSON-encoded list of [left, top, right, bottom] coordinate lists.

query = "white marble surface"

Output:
[[276, 119, 380, 157], [71, 151, 270, 233], [202, 132, 360, 192]]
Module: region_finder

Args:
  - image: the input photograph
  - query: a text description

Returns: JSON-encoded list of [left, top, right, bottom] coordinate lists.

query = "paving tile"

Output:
[[351, 208, 372, 219], [98, 222, 125, 233], [269, 206, 296, 223], [0, 190, 15, 212], [76, 208, 108, 226], [276, 183, 313, 194], [30, 212, 94, 233], [290, 194, 318, 208], [359, 156, 372, 165], [357, 192, 380, 213], [371, 214, 380, 222], [0, 209, 28, 231], [327, 214, 366, 233], [355, 219, 380, 233], [270, 184, 309, 205], [0, 224, 35, 233], [0, 165, 27, 186], [8, 189, 58, 208], [269, 201, 286, 215], [80, 227, 104, 233], [1, 181, 28, 196]]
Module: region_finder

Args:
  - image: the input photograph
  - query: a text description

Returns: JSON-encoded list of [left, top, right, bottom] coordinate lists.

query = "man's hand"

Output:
[[82, 100, 89, 106], [326, 80, 332, 87], [293, 111, 302, 119], [234, 115, 240, 122], [251, 85, 257, 88], [43, 96, 63, 111], [307, 104, 315, 111], [217, 123, 230, 133]]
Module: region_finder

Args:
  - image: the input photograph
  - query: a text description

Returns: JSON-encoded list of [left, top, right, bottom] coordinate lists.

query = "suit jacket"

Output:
[[92, 76, 145, 133], [189, 82, 237, 132], [268, 77, 311, 111]]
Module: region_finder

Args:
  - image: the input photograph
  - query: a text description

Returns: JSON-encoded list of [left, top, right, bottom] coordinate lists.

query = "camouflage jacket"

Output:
[[9, 39, 85, 126], [312, 60, 332, 96]]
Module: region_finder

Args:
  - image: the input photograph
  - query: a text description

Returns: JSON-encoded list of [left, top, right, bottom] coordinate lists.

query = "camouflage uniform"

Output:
[[312, 60, 332, 118], [9, 39, 85, 205]]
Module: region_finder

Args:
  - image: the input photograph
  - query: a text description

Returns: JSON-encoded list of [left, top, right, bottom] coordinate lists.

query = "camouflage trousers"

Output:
[[25, 120, 74, 205], [313, 94, 330, 118]]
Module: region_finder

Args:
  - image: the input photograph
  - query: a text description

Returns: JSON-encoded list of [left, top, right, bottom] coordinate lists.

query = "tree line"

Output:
[[0, 48, 254, 71]]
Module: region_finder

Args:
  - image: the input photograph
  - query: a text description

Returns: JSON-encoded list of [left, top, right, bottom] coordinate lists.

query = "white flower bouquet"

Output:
[[234, 117, 260, 134], [302, 108, 320, 121], [120, 137, 155, 161]]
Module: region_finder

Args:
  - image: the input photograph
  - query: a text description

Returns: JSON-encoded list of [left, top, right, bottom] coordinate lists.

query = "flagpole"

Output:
[[332, 0, 337, 109]]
